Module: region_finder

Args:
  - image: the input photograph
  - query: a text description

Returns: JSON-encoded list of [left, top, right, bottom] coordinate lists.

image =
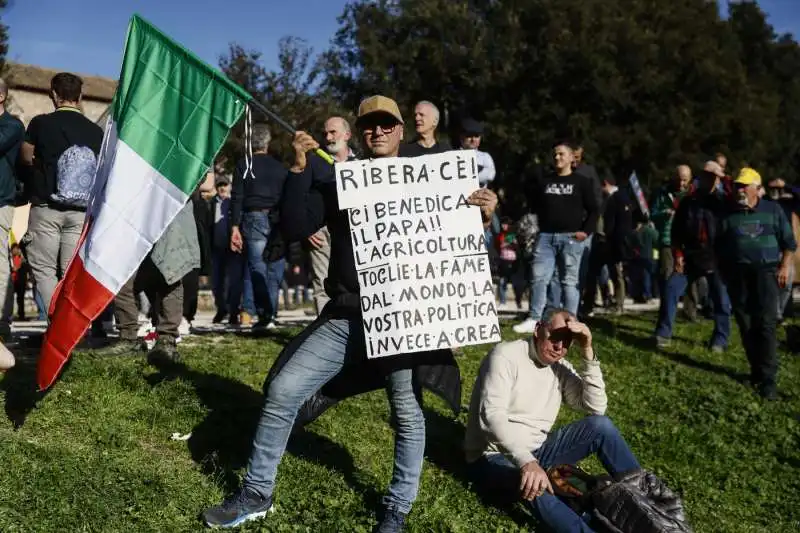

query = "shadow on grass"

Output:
[[423, 409, 532, 527], [582, 317, 749, 385], [145, 357, 380, 508], [654, 350, 749, 384], [0, 338, 58, 429]]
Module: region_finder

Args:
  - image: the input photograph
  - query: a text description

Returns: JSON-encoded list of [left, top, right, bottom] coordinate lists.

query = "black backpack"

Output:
[[549, 465, 693, 533]]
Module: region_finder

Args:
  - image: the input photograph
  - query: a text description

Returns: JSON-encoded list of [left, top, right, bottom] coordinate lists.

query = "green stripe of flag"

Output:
[[112, 14, 252, 195]]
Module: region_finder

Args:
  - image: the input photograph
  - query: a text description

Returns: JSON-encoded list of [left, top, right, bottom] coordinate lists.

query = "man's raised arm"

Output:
[[280, 132, 328, 242], [555, 321, 608, 415]]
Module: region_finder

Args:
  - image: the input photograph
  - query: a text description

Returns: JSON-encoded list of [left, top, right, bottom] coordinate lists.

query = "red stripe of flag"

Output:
[[37, 221, 116, 391]]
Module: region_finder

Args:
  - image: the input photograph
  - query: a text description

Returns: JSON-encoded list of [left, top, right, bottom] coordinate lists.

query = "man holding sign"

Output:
[[203, 95, 498, 532]]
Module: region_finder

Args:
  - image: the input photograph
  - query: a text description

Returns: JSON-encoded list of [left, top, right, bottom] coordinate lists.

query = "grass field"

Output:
[[0, 313, 799, 532]]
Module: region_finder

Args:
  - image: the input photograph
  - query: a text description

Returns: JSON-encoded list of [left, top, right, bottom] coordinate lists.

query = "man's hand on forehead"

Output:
[[565, 318, 593, 354]]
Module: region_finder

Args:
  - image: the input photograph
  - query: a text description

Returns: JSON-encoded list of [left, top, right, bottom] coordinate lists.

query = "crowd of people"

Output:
[[0, 69, 792, 532]]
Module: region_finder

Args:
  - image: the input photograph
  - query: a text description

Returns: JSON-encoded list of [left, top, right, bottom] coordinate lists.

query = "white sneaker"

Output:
[[513, 318, 538, 334], [179, 318, 191, 336], [137, 321, 154, 338]]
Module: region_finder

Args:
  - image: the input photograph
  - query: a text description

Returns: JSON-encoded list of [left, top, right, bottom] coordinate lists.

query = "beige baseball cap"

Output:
[[356, 95, 404, 126]]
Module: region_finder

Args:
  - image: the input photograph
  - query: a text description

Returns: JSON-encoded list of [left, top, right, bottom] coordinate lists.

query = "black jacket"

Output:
[[276, 153, 461, 418], [191, 192, 214, 275], [0, 111, 24, 208], [671, 190, 725, 273], [603, 189, 636, 262], [280, 154, 361, 313], [230, 154, 287, 226]]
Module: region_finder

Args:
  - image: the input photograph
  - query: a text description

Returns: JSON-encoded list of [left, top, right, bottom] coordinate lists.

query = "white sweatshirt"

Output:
[[464, 339, 607, 468]]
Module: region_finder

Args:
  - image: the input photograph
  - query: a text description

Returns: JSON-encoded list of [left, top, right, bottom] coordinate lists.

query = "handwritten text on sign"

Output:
[[336, 151, 501, 358]]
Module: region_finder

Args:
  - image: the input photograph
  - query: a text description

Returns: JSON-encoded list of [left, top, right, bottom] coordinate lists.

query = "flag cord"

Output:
[[244, 105, 254, 179]]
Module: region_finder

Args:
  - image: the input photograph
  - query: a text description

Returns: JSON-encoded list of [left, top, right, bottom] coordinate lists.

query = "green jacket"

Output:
[[651, 185, 687, 247], [0, 111, 25, 208], [150, 202, 200, 285]]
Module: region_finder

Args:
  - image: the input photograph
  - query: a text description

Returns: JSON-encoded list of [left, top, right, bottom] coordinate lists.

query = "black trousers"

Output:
[[724, 265, 780, 387], [182, 268, 200, 322]]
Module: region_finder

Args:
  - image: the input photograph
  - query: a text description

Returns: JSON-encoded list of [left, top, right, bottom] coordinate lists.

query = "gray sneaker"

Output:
[[202, 488, 273, 528], [374, 509, 407, 533], [655, 336, 671, 349], [149, 336, 180, 364]]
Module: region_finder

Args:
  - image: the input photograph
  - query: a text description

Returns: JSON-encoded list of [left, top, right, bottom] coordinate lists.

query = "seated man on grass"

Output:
[[464, 308, 640, 532]]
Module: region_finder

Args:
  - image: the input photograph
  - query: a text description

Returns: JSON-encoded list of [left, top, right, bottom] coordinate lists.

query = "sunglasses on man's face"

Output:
[[546, 326, 573, 347], [361, 116, 400, 134]]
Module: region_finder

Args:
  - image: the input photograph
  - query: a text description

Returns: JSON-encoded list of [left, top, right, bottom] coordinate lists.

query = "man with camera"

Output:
[[464, 309, 640, 532]]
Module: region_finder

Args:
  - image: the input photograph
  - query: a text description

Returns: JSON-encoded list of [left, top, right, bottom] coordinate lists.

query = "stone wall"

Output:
[[7, 89, 109, 127]]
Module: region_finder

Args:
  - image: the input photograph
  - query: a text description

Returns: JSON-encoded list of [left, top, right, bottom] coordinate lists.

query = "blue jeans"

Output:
[[467, 416, 640, 533], [34, 286, 47, 320], [241, 211, 285, 320], [530, 233, 586, 320], [655, 269, 731, 347], [243, 318, 425, 514], [227, 252, 256, 316]]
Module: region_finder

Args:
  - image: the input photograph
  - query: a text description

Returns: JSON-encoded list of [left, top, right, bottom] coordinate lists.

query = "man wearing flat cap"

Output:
[[460, 117, 495, 188], [203, 95, 499, 532], [717, 167, 796, 400]]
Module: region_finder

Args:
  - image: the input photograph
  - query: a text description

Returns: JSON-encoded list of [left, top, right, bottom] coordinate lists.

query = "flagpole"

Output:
[[248, 100, 335, 165]]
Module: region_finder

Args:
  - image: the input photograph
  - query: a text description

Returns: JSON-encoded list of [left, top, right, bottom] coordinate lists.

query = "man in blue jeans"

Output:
[[654, 162, 731, 351], [202, 95, 499, 531], [514, 142, 598, 334], [466, 308, 640, 532], [230, 124, 286, 329]]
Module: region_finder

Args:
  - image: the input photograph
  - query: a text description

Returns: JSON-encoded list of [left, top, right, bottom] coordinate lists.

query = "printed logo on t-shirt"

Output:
[[736, 221, 765, 239], [545, 183, 574, 195]]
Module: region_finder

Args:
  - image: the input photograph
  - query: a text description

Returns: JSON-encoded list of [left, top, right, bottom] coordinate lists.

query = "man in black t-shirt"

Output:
[[513, 141, 598, 334], [21, 72, 103, 316]]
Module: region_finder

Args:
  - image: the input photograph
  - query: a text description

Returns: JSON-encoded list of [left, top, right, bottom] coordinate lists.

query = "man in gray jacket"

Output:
[[105, 201, 199, 360]]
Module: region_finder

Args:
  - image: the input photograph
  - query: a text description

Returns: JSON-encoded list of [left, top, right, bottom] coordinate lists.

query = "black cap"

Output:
[[460, 117, 484, 135]]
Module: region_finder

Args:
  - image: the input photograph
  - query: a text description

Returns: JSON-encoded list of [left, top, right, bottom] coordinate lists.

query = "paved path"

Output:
[[10, 298, 663, 342]]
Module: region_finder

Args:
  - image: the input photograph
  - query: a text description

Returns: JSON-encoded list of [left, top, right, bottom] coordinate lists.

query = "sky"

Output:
[[4, 0, 800, 80]]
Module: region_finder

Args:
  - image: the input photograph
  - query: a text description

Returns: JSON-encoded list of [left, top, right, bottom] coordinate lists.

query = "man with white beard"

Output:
[[305, 117, 358, 315]]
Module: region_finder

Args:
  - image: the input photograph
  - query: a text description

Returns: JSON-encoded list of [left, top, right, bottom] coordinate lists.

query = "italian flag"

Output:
[[38, 15, 251, 390]]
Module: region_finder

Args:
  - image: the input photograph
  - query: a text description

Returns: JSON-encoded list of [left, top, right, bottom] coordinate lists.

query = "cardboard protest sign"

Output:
[[336, 150, 501, 358]]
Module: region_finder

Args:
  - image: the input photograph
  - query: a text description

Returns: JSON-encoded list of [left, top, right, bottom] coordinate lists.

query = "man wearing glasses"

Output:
[[465, 308, 640, 532], [718, 168, 796, 400], [203, 95, 498, 532]]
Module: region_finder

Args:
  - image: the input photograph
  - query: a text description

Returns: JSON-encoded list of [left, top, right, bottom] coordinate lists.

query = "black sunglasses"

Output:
[[546, 326, 573, 346], [359, 114, 401, 134]]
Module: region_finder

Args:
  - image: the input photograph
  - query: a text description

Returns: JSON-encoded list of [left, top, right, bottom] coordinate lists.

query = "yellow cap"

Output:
[[735, 167, 762, 186], [356, 95, 404, 126]]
